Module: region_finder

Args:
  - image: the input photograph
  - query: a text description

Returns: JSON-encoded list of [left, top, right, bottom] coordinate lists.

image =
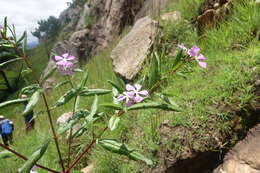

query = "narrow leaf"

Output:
[[86, 95, 98, 122], [55, 80, 69, 89], [0, 57, 22, 68], [108, 80, 123, 93], [23, 90, 41, 115], [17, 31, 27, 44], [108, 115, 120, 131], [20, 84, 40, 95], [19, 139, 50, 173], [53, 89, 77, 108], [3, 17, 7, 37], [100, 103, 123, 111], [148, 52, 161, 88], [98, 139, 154, 166], [0, 99, 28, 109], [79, 89, 111, 97], [78, 71, 88, 89], [0, 150, 13, 159], [22, 32, 27, 56], [127, 102, 181, 112]]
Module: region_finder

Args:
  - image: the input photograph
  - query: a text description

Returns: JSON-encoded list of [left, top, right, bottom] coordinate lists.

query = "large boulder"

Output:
[[111, 16, 159, 80], [213, 123, 260, 173]]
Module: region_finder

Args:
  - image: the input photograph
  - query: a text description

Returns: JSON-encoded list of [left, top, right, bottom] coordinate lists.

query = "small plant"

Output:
[[0, 17, 207, 173]]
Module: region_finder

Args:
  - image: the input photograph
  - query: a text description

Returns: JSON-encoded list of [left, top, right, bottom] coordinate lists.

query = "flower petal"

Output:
[[198, 61, 207, 68], [126, 84, 135, 91], [133, 95, 143, 103], [117, 95, 125, 101], [139, 90, 149, 96], [125, 91, 135, 98], [188, 45, 200, 57], [55, 55, 63, 61], [134, 84, 142, 91], [62, 53, 69, 58], [196, 54, 206, 60], [178, 43, 187, 51], [125, 100, 132, 107], [67, 55, 75, 61]]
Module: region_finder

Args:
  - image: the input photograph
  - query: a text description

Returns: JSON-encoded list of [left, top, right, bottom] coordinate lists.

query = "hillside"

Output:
[[0, 0, 260, 173]]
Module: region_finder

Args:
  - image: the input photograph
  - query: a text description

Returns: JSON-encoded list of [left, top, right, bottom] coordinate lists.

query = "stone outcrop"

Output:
[[135, 0, 171, 21], [197, 0, 232, 35], [213, 123, 260, 173], [111, 16, 159, 80], [161, 11, 181, 22]]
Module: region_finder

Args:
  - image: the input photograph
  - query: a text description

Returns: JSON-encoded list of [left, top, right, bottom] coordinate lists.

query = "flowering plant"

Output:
[[0, 18, 207, 173]]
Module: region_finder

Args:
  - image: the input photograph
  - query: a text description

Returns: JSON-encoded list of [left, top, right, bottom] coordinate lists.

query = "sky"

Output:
[[0, 0, 72, 43]]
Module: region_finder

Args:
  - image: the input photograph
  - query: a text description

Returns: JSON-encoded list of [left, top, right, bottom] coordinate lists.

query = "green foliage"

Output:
[[22, 90, 41, 115]]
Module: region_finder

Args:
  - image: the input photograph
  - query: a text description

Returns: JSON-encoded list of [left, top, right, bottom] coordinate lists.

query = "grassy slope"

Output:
[[1, 0, 260, 173]]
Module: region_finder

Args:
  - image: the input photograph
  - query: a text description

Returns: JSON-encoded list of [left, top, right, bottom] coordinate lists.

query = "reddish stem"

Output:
[[0, 143, 60, 173]]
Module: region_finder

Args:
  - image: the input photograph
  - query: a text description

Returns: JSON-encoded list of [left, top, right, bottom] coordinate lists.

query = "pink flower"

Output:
[[117, 92, 133, 107], [187, 46, 200, 57], [195, 54, 207, 68], [178, 43, 207, 69], [55, 53, 75, 75], [125, 84, 149, 103], [117, 84, 149, 106]]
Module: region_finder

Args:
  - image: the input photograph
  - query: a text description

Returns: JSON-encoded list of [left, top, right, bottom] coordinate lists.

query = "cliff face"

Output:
[[55, 0, 144, 61]]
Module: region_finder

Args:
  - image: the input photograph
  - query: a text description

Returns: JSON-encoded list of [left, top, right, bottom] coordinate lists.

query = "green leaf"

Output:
[[23, 90, 41, 115], [155, 93, 180, 108], [0, 98, 28, 109], [19, 139, 50, 173], [172, 50, 184, 71], [108, 115, 120, 131], [54, 80, 69, 89], [86, 95, 98, 122], [17, 31, 27, 45], [148, 52, 161, 88], [0, 150, 13, 159], [100, 103, 123, 111], [127, 102, 181, 112], [2, 17, 7, 37], [73, 68, 84, 73], [21, 68, 32, 77], [79, 89, 111, 97], [22, 32, 27, 56], [53, 89, 77, 108], [40, 66, 56, 84], [98, 139, 154, 166], [107, 80, 124, 93], [78, 71, 88, 89], [0, 57, 22, 68], [57, 110, 87, 135], [20, 84, 40, 95]]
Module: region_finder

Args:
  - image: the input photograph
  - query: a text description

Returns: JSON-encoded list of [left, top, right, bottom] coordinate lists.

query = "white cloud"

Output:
[[0, 0, 72, 43]]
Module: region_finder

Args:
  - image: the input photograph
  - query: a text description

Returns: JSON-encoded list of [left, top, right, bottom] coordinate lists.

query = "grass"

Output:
[[1, 0, 260, 172]]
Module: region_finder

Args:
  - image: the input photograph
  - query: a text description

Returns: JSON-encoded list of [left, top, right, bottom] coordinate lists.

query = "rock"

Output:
[[76, 3, 91, 30], [255, 80, 260, 86], [197, 0, 232, 35], [57, 112, 81, 136], [111, 16, 159, 80], [161, 11, 181, 22], [69, 29, 90, 58], [81, 164, 94, 173], [213, 123, 260, 173], [57, 112, 73, 126], [135, 0, 171, 21]]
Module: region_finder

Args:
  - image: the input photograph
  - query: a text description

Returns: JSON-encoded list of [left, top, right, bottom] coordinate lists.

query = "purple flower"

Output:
[[117, 84, 149, 106], [178, 43, 207, 69], [187, 46, 200, 57], [55, 53, 75, 75], [117, 92, 133, 107], [195, 54, 207, 68], [125, 84, 149, 103]]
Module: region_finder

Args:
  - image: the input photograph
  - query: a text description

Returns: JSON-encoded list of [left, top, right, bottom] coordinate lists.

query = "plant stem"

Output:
[[0, 143, 60, 173], [67, 76, 77, 170], [66, 126, 108, 173]]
